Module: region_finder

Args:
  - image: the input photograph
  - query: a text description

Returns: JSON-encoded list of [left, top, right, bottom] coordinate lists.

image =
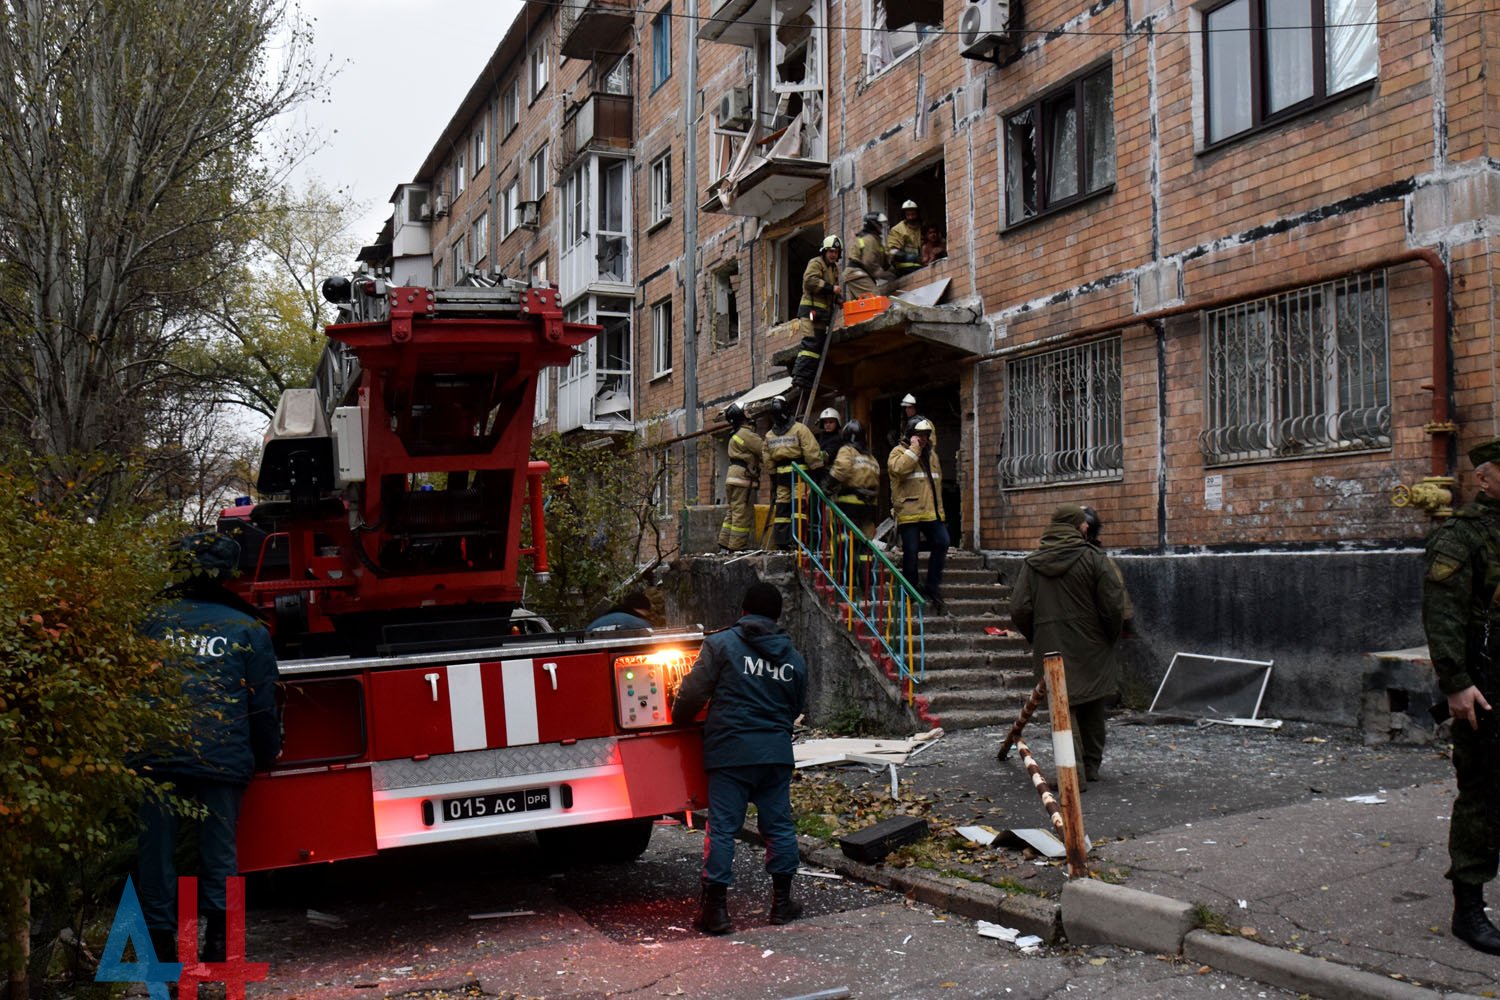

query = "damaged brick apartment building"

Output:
[[361, 0, 1499, 724]]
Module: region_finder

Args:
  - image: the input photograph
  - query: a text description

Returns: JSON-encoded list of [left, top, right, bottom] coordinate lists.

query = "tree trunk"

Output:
[[3, 876, 30, 1000]]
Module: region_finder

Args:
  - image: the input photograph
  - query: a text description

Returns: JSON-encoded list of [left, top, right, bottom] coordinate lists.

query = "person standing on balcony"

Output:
[[718, 403, 766, 553], [843, 213, 890, 299], [792, 236, 842, 389], [764, 395, 823, 551], [887, 416, 948, 613], [672, 581, 809, 935], [831, 419, 881, 542], [1008, 503, 1127, 793], [887, 200, 924, 277]]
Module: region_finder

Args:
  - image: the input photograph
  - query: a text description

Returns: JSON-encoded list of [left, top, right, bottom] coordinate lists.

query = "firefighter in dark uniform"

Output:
[[792, 236, 842, 389], [843, 213, 890, 299], [887, 200, 923, 277], [764, 395, 823, 550], [830, 419, 881, 542], [1422, 435, 1500, 955], [137, 532, 281, 965], [672, 581, 809, 935], [718, 403, 765, 552]]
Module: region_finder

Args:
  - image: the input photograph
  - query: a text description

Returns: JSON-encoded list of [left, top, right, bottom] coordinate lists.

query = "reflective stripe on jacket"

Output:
[[765, 421, 823, 472], [887, 443, 943, 524]]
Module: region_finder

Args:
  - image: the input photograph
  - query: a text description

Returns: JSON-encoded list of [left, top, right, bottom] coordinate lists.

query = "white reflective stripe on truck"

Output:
[[447, 662, 488, 751]]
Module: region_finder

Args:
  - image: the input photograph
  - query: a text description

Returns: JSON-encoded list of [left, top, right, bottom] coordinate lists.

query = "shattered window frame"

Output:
[[1003, 63, 1115, 227], [863, 0, 941, 79]]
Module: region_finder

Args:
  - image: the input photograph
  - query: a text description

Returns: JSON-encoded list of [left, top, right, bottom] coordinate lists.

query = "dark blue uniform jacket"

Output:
[[586, 611, 653, 631], [671, 614, 808, 769], [141, 594, 281, 785]]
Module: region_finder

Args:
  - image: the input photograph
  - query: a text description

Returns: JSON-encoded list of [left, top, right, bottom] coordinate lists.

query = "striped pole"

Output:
[[1043, 651, 1089, 878], [1014, 737, 1066, 839], [996, 678, 1048, 761]]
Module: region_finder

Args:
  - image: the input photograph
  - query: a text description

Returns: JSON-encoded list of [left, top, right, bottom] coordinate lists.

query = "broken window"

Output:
[[1004, 64, 1115, 226], [865, 0, 941, 76], [712, 264, 740, 347]]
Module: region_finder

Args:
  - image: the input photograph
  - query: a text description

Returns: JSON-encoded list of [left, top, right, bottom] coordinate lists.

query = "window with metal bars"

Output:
[[1001, 338, 1123, 487], [1200, 270, 1389, 465]]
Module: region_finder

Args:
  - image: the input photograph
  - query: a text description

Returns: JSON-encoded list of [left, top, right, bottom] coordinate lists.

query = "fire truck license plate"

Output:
[[440, 787, 551, 822]]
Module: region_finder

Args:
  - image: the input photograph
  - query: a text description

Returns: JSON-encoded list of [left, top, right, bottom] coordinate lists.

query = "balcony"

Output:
[[558, 92, 633, 174], [559, 0, 634, 59], [702, 106, 828, 223]]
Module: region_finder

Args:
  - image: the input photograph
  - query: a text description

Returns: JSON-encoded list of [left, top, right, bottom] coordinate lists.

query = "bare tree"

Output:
[[0, 0, 322, 509]]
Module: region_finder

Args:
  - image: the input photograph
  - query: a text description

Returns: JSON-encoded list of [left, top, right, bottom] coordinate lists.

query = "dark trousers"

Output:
[[899, 519, 950, 597], [1447, 714, 1500, 885], [1070, 698, 1109, 782], [138, 777, 244, 932], [703, 764, 799, 886]]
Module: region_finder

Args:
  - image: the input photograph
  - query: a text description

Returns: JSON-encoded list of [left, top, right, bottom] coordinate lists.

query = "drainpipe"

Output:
[[681, 10, 701, 502], [964, 248, 1454, 505]]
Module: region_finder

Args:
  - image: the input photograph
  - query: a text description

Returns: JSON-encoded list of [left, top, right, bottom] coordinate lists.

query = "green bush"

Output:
[[0, 466, 193, 993]]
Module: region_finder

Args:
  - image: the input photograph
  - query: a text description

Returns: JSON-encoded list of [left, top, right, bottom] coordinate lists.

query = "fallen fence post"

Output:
[[1043, 651, 1090, 878], [997, 678, 1047, 761], [1013, 736, 1066, 842]]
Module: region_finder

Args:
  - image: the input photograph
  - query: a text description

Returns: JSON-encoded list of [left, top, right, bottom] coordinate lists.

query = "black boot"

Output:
[[694, 881, 732, 935], [769, 872, 804, 925], [1452, 882, 1500, 954], [202, 910, 227, 963]]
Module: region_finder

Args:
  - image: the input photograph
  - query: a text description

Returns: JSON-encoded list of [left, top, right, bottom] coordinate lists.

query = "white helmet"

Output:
[[900, 393, 917, 407], [901, 199, 919, 211], [819, 407, 840, 422]]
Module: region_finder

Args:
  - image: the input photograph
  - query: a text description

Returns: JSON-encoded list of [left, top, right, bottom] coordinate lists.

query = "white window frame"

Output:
[[454, 150, 466, 195], [649, 152, 672, 226], [529, 43, 549, 103], [1201, 270, 1390, 466], [651, 298, 673, 377], [863, 0, 940, 78], [534, 368, 550, 424], [451, 234, 467, 279], [470, 212, 488, 263], [1000, 337, 1123, 488], [530, 256, 548, 286], [712, 265, 740, 347], [501, 181, 520, 237], [472, 123, 487, 174], [503, 81, 519, 134], [530, 144, 549, 201]]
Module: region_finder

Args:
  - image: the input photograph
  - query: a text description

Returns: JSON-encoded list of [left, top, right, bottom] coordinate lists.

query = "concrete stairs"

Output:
[[811, 548, 1038, 731], [915, 550, 1038, 730]]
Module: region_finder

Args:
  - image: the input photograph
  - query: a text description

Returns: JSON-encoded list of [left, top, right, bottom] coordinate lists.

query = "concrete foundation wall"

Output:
[[664, 554, 921, 735], [987, 549, 1429, 728]]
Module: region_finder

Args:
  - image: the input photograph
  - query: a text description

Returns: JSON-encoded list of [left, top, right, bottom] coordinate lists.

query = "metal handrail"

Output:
[[788, 464, 925, 701]]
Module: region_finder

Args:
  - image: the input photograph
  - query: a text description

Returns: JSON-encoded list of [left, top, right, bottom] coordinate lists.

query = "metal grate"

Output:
[[1200, 271, 1389, 466], [1001, 337, 1123, 487]]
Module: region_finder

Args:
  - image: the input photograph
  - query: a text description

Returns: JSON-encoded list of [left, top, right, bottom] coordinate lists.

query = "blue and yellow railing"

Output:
[[788, 464, 925, 703]]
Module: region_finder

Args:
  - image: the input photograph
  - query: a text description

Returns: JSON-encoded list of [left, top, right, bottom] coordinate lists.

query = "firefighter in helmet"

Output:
[[887, 200, 923, 276], [888, 416, 949, 612], [764, 395, 823, 550], [815, 407, 844, 468], [792, 236, 842, 389], [843, 213, 890, 299], [831, 418, 882, 545], [718, 403, 766, 553]]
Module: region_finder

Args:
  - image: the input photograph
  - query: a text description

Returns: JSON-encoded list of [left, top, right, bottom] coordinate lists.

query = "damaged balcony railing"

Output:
[[789, 464, 925, 701]]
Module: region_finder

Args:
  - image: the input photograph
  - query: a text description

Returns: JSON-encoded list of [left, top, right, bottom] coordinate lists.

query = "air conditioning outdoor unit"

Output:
[[434, 194, 450, 218], [958, 0, 1011, 57], [717, 87, 754, 130], [518, 200, 541, 229]]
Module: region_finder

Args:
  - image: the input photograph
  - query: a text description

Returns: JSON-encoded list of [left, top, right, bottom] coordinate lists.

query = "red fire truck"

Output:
[[216, 278, 705, 872]]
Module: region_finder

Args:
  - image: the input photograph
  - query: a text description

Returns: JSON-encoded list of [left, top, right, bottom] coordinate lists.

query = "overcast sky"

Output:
[[292, 0, 524, 245]]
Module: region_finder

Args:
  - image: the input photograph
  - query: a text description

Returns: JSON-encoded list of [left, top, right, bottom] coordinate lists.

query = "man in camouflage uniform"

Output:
[[1423, 435, 1500, 955], [718, 404, 764, 552]]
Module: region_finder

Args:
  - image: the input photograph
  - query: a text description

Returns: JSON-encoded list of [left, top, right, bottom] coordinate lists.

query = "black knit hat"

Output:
[[742, 581, 783, 621]]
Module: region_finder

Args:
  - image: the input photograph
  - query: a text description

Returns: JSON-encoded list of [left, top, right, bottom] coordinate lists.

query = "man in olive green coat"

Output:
[[1422, 435, 1500, 955], [1009, 503, 1126, 789]]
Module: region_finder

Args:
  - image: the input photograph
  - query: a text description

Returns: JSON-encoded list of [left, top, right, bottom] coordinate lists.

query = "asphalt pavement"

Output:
[[793, 714, 1500, 999]]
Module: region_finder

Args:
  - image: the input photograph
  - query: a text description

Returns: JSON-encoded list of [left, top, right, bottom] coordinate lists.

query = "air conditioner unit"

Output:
[[518, 200, 541, 229], [958, 0, 1011, 57], [717, 87, 753, 130], [434, 194, 450, 218], [417, 204, 432, 222]]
